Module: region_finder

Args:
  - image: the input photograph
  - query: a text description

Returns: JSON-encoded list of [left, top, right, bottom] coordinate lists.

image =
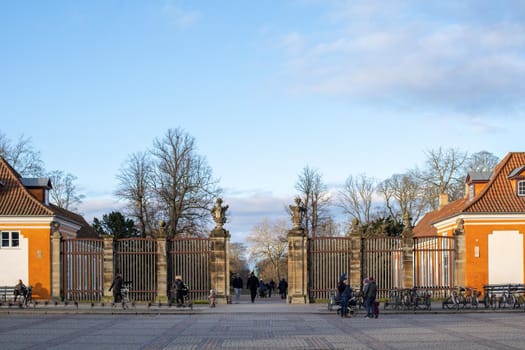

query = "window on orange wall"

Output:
[[1, 231, 20, 248], [518, 180, 525, 197]]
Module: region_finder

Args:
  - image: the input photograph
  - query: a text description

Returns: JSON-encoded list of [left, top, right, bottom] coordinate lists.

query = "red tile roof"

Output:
[[413, 152, 525, 236], [0, 157, 98, 237], [0, 157, 53, 216]]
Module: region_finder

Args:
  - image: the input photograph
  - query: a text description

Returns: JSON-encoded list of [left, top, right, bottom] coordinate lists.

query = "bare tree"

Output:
[[295, 166, 331, 238], [411, 147, 467, 209], [337, 174, 376, 225], [150, 128, 221, 236], [230, 242, 250, 278], [246, 218, 288, 281], [377, 173, 427, 225], [465, 151, 499, 173], [115, 152, 155, 237], [47, 170, 85, 211], [0, 132, 44, 176]]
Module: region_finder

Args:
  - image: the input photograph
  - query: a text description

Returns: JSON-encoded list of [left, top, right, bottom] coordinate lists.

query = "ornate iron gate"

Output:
[[307, 237, 352, 301], [362, 237, 404, 299], [61, 238, 104, 301], [114, 238, 157, 302], [168, 237, 210, 301]]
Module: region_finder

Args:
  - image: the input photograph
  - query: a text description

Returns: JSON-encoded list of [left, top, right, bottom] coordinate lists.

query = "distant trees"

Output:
[[0, 132, 44, 177], [246, 218, 288, 281], [0, 132, 84, 211], [337, 174, 377, 225], [297, 148, 500, 237], [92, 211, 138, 238], [230, 242, 250, 280], [115, 128, 221, 237], [294, 166, 331, 238], [47, 170, 85, 211]]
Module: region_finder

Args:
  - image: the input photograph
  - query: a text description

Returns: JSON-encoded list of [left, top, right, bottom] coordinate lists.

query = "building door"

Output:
[[488, 231, 524, 284]]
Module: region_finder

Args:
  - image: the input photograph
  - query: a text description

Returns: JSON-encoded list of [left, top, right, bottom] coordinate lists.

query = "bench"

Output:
[[0, 286, 16, 303], [483, 283, 525, 297]]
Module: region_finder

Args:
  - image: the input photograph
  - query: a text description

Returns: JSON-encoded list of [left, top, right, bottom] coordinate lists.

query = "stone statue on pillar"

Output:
[[289, 197, 306, 229], [211, 198, 229, 229]]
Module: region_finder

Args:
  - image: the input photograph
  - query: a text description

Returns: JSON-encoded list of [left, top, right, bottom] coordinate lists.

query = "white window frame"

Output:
[[518, 180, 525, 197], [1, 231, 20, 248]]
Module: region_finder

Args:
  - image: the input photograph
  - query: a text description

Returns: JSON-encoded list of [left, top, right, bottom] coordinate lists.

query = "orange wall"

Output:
[[8, 223, 52, 300], [464, 221, 525, 295]]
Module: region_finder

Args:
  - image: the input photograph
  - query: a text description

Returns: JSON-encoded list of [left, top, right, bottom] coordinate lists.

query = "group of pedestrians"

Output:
[[244, 272, 288, 303], [338, 273, 378, 319]]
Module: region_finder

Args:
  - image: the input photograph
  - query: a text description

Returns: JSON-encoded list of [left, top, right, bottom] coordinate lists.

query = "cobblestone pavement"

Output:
[[1, 297, 525, 349]]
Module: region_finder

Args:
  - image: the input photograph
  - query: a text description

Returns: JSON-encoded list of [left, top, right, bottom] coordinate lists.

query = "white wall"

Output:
[[0, 234, 28, 285], [488, 231, 524, 284]]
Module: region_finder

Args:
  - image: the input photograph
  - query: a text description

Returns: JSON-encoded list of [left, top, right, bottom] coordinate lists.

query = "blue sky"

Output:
[[2, 1, 525, 242]]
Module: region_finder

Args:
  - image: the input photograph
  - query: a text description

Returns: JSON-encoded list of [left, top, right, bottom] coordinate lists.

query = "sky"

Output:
[[2, 0, 525, 243]]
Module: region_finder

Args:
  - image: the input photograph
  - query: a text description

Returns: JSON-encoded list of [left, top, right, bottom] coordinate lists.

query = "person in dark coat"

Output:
[[363, 276, 378, 318], [340, 278, 352, 318], [246, 271, 259, 303], [232, 274, 243, 304], [109, 272, 123, 303], [173, 276, 187, 307], [14, 279, 27, 302], [278, 278, 288, 300]]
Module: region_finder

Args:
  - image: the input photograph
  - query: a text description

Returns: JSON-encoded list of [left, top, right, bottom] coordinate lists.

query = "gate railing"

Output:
[[61, 238, 104, 301], [362, 237, 404, 299], [114, 238, 157, 302], [169, 237, 210, 301], [413, 236, 455, 298], [308, 237, 352, 301]]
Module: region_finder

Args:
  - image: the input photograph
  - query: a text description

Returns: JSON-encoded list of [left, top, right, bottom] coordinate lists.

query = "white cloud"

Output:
[[162, 1, 200, 29], [275, 1, 525, 118]]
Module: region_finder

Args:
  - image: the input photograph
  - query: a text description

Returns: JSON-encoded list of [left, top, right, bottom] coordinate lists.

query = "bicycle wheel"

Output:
[[442, 296, 455, 309]]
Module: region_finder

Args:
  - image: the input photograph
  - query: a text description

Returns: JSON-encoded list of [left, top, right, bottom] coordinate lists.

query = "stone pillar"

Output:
[[50, 222, 61, 300], [102, 235, 114, 302], [156, 221, 168, 302], [401, 218, 414, 289], [349, 223, 362, 290], [210, 227, 230, 304], [287, 228, 308, 303], [454, 219, 466, 288], [402, 241, 414, 289]]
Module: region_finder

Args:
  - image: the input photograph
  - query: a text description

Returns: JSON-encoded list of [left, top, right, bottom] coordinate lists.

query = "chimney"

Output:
[[439, 193, 449, 209]]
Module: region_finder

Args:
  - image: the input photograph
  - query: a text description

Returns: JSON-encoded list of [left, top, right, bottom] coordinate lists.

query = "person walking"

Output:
[[363, 276, 377, 318], [278, 278, 288, 300], [340, 278, 352, 318], [109, 272, 123, 303], [232, 274, 243, 304], [268, 279, 276, 298], [246, 271, 259, 303]]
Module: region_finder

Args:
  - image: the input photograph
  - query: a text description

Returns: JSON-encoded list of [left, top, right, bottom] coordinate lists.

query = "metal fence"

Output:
[[169, 237, 210, 301], [362, 237, 404, 299], [308, 237, 352, 301], [413, 236, 455, 298], [114, 238, 157, 302], [61, 238, 104, 301]]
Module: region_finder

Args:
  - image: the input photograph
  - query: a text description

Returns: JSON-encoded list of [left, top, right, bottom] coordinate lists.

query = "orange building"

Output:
[[0, 157, 97, 299], [414, 152, 525, 292]]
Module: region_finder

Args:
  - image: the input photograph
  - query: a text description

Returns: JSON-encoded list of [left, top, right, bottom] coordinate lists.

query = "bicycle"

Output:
[[442, 287, 465, 310], [120, 281, 132, 310]]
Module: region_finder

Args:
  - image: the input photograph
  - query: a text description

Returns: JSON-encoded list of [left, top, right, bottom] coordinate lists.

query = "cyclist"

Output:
[[14, 279, 27, 302]]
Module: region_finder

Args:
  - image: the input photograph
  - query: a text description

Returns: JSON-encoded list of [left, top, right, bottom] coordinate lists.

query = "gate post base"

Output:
[[288, 294, 307, 304]]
